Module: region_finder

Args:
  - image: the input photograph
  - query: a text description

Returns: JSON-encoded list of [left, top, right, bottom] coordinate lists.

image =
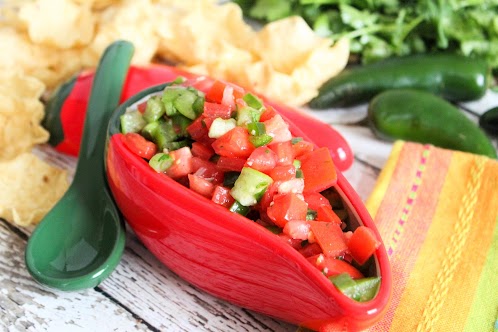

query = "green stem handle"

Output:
[[75, 41, 134, 178]]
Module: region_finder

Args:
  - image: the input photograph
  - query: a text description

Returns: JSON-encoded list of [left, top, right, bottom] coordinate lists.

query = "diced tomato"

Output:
[[166, 146, 193, 179], [216, 156, 246, 172], [203, 102, 233, 119], [269, 164, 296, 182], [191, 157, 223, 184], [266, 193, 308, 228], [191, 142, 215, 160], [316, 205, 342, 224], [188, 174, 215, 198], [258, 182, 279, 212], [136, 101, 147, 114], [211, 185, 235, 208], [123, 133, 157, 160], [307, 254, 364, 279], [205, 80, 243, 110], [181, 77, 213, 93], [303, 192, 332, 211], [187, 116, 214, 145], [259, 105, 277, 122], [298, 242, 323, 258], [268, 141, 294, 166], [298, 147, 337, 192], [277, 233, 303, 250], [246, 146, 277, 173], [263, 114, 292, 143], [308, 221, 349, 258], [348, 226, 381, 265], [276, 178, 305, 195], [230, 84, 245, 100], [205, 80, 226, 104], [212, 126, 255, 158], [292, 139, 314, 158], [283, 220, 310, 240]]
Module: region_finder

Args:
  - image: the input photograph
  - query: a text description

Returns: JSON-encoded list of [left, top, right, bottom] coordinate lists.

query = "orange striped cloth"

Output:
[[366, 141, 498, 332]]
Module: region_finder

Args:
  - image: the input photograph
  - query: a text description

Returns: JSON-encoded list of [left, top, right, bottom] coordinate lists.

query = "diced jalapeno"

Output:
[[291, 137, 303, 144], [162, 86, 205, 120], [329, 273, 381, 302], [208, 118, 237, 138], [247, 122, 266, 136], [229, 200, 251, 216], [141, 119, 179, 151], [143, 96, 165, 123], [237, 106, 261, 126], [171, 114, 192, 136], [120, 109, 146, 134], [249, 133, 273, 147], [243, 92, 264, 110], [306, 209, 317, 221], [163, 140, 188, 151], [230, 167, 273, 207], [149, 153, 173, 172]]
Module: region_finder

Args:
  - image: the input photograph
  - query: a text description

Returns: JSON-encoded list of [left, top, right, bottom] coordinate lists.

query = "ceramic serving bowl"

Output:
[[105, 83, 392, 331]]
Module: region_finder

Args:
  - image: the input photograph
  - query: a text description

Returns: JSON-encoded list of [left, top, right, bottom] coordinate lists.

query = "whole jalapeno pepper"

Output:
[[43, 65, 354, 170], [309, 53, 490, 108], [368, 89, 497, 159], [479, 106, 498, 136]]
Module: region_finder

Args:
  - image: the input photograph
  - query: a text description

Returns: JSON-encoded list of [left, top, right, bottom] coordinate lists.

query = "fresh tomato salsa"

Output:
[[119, 78, 381, 302]]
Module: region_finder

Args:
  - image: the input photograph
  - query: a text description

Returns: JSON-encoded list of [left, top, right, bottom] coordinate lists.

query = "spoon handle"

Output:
[[75, 41, 134, 177]]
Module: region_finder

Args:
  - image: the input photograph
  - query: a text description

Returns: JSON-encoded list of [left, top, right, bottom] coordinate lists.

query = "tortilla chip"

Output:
[[0, 71, 49, 161], [155, 0, 254, 65], [18, 0, 96, 49], [73, 0, 122, 10], [0, 27, 91, 89], [0, 153, 69, 226], [239, 37, 350, 106], [90, 0, 159, 64]]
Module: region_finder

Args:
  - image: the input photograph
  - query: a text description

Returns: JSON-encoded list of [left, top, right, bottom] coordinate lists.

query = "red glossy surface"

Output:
[[56, 65, 353, 170], [105, 86, 391, 330]]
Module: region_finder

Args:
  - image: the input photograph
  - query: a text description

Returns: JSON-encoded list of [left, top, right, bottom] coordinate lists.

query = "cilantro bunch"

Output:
[[235, 0, 498, 73]]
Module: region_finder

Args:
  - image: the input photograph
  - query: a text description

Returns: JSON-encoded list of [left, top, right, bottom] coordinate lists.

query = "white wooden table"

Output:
[[1, 91, 497, 332]]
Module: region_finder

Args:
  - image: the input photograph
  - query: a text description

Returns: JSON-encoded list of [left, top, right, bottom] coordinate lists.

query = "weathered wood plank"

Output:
[[98, 228, 296, 332], [0, 219, 150, 331]]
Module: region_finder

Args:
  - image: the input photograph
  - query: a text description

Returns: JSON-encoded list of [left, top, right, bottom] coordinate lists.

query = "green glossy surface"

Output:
[[368, 89, 497, 159], [25, 41, 134, 291]]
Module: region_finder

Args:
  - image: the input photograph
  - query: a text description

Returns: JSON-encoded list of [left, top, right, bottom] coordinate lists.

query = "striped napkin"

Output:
[[366, 141, 498, 332]]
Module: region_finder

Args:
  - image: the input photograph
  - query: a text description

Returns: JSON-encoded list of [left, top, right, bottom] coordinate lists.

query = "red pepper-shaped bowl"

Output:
[[105, 84, 392, 331]]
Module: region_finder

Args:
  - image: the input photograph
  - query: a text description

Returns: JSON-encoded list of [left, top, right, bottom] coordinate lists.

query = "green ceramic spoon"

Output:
[[25, 41, 134, 291]]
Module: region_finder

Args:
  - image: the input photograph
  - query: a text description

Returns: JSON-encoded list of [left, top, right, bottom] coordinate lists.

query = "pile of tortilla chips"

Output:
[[0, 0, 349, 226], [0, 70, 69, 226]]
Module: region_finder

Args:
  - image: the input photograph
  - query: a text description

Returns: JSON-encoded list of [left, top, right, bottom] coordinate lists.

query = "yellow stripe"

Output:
[[416, 156, 485, 331]]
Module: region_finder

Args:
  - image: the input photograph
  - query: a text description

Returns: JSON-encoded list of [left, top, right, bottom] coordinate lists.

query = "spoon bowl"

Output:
[[25, 41, 134, 291]]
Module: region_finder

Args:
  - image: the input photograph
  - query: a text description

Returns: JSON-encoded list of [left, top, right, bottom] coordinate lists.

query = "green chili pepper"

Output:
[[368, 89, 497, 159], [479, 107, 498, 136], [330, 273, 381, 302], [309, 53, 489, 108]]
